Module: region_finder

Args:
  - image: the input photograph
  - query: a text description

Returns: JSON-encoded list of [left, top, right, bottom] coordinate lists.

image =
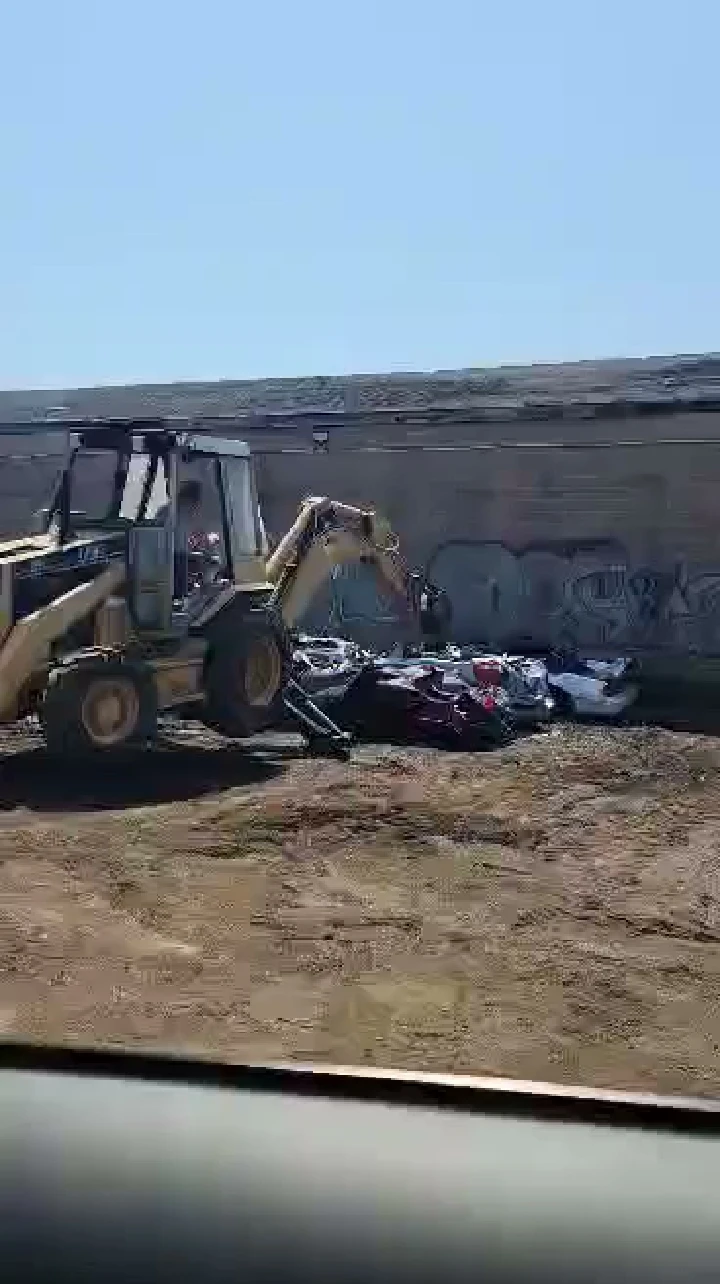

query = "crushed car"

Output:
[[292, 633, 639, 739], [376, 652, 555, 728], [304, 660, 517, 749], [543, 652, 639, 719], [427, 646, 639, 722]]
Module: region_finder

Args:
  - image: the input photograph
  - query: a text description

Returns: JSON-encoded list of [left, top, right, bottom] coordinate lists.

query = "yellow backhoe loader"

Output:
[[0, 418, 431, 756]]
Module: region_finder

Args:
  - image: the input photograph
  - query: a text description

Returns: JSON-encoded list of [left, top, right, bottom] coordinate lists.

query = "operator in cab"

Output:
[[156, 478, 205, 599]]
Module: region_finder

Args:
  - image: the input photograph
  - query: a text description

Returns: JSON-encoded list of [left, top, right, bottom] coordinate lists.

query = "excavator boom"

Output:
[[265, 495, 424, 637]]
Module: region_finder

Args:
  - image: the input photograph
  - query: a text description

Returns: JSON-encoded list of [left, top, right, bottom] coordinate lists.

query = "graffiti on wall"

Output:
[[301, 562, 403, 640], [297, 536, 720, 654], [426, 539, 720, 651]]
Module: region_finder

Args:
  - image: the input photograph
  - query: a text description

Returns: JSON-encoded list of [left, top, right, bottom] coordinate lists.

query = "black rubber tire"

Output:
[[202, 606, 292, 738], [39, 660, 157, 758]]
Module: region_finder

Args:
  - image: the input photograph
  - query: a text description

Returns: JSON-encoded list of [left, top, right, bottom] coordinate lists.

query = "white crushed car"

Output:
[[543, 654, 639, 718]]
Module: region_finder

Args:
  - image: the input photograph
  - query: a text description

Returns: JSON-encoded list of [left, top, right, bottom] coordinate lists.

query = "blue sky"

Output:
[[1, 0, 718, 389]]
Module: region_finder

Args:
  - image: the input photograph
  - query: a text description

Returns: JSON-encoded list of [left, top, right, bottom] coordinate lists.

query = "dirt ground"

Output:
[[0, 719, 720, 1097]]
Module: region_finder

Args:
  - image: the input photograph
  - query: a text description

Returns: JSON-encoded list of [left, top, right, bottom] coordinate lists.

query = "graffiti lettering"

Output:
[[426, 540, 720, 651], [297, 536, 720, 654]]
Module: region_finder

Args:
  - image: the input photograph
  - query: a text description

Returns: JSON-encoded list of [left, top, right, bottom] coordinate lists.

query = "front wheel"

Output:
[[202, 607, 291, 738]]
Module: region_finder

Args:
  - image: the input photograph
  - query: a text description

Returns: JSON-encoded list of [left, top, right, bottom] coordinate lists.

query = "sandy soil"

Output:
[[0, 720, 719, 1096]]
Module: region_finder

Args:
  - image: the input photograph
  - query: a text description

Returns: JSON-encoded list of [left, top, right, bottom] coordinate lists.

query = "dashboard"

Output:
[[1, 1040, 719, 1281]]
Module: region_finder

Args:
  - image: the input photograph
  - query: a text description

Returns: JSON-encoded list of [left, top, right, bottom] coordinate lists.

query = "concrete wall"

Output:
[[4, 409, 720, 655], [250, 410, 720, 655]]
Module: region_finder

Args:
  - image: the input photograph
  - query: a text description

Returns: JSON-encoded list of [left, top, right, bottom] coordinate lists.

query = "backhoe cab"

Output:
[[0, 420, 293, 754]]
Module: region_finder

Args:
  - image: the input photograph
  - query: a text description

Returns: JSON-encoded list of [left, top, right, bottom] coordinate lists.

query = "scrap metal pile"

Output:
[[292, 634, 640, 750]]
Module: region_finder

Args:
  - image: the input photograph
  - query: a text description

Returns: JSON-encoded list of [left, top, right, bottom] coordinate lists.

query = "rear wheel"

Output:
[[40, 660, 157, 756], [202, 606, 291, 738]]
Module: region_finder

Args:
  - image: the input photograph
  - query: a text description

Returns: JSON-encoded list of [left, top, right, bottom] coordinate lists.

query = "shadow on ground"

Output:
[[0, 740, 288, 813], [629, 681, 720, 735]]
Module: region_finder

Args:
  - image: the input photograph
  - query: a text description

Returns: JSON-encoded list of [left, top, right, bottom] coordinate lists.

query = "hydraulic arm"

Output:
[[265, 496, 423, 634]]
